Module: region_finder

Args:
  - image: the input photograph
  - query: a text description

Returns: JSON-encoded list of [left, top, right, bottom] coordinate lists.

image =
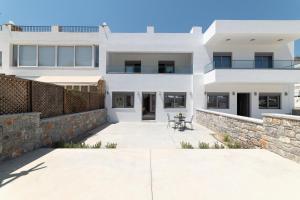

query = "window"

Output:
[[213, 52, 232, 69], [125, 61, 141, 73], [259, 93, 281, 109], [13, 45, 18, 66], [38, 46, 55, 66], [159, 61, 175, 73], [164, 92, 186, 108], [255, 53, 273, 68], [112, 92, 134, 108], [19, 45, 37, 66], [207, 93, 229, 109], [75, 46, 92, 66], [0, 51, 2, 67], [94, 45, 99, 67], [58, 46, 74, 67]]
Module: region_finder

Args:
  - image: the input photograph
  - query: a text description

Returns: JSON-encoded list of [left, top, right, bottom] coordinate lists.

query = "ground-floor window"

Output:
[[164, 92, 186, 108], [259, 93, 281, 109], [112, 92, 134, 108], [207, 93, 229, 109]]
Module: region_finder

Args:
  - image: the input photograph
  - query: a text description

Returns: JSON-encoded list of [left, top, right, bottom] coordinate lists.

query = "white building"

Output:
[[1, 20, 300, 122]]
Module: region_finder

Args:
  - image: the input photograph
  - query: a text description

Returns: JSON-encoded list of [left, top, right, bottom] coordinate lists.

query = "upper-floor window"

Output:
[[0, 51, 2, 67], [125, 61, 141, 73], [255, 52, 273, 69], [158, 61, 175, 73], [213, 52, 232, 69], [12, 44, 99, 67]]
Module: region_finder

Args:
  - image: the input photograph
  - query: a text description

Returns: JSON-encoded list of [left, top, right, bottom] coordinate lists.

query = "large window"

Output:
[[58, 46, 74, 67], [75, 46, 92, 66], [159, 61, 175, 73], [38, 46, 55, 66], [255, 53, 273, 69], [259, 93, 281, 109], [12, 44, 96, 67], [19, 45, 37, 66], [164, 92, 186, 108], [125, 61, 141, 73], [213, 52, 232, 69], [112, 92, 134, 108], [207, 93, 229, 109]]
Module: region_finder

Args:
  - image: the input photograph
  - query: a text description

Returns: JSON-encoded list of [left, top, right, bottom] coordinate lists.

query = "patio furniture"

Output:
[[184, 115, 194, 130], [167, 113, 175, 128], [174, 115, 186, 131]]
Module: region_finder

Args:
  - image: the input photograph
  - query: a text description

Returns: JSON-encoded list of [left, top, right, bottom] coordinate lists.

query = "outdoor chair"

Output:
[[184, 115, 194, 130], [167, 113, 175, 128]]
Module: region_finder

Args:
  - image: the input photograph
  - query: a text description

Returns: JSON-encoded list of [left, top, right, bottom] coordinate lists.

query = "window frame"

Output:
[[213, 52, 232, 69], [0, 51, 2, 67], [38, 45, 56, 67], [18, 45, 38, 67], [112, 92, 135, 108], [164, 92, 186, 109], [259, 93, 281, 109], [125, 60, 141, 73], [75, 46, 93, 67], [158, 61, 175, 73], [207, 92, 230, 109], [255, 52, 273, 69]]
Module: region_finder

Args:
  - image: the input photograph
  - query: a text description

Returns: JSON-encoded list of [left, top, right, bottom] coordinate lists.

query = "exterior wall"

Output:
[[204, 83, 294, 118], [0, 109, 106, 161], [107, 53, 192, 74], [196, 109, 300, 163], [105, 74, 193, 122]]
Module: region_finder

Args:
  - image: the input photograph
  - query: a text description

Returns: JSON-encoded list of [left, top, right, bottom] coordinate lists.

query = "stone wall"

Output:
[[196, 109, 264, 148], [0, 109, 106, 161], [196, 109, 300, 163]]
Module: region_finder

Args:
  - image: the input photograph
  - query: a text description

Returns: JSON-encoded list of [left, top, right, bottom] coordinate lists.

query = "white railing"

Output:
[[59, 26, 99, 32]]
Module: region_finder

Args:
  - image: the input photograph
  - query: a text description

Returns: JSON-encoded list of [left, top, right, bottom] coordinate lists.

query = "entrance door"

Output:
[[237, 93, 250, 117], [142, 93, 156, 120]]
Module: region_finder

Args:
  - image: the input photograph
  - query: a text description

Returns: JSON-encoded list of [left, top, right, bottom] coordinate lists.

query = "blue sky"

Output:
[[1, 0, 300, 55]]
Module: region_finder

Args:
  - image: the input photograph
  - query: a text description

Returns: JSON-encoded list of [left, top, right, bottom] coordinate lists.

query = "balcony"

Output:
[[204, 60, 300, 84], [205, 60, 300, 73]]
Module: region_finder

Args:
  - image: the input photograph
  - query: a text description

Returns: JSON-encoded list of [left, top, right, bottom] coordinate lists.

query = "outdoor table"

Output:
[[174, 115, 186, 131]]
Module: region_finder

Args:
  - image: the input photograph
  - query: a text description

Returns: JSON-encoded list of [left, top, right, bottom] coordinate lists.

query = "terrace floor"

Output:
[[83, 122, 218, 149]]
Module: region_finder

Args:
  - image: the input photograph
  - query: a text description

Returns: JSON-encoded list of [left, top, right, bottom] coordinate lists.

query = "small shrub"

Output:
[[213, 142, 225, 149], [91, 141, 102, 148], [198, 142, 210, 149], [223, 134, 231, 143], [227, 142, 242, 149], [105, 142, 117, 149], [180, 141, 194, 149]]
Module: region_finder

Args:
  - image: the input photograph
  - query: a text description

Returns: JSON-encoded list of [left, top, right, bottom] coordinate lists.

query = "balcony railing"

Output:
[[106, 67, 192, 74], [11, 26, 51, 32], [59, 26, 99, 32], [204, 60, 300, 73]]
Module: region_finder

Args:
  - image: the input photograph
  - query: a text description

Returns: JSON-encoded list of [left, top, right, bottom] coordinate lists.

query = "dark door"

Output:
[[237, 93, 250, 117], [142, 93, 156, 120]]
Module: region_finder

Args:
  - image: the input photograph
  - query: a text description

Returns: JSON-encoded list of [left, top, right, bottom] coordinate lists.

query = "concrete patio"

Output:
[[83, 122, 218, 148], [1, 148, 300, 200]]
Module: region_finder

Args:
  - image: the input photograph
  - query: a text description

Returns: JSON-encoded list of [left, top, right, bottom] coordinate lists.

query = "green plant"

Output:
[[52, 141, 101, 149], [105, 142, 117, 149], [198, 142, 210, 149], [227, 142, 242, 149], [180, 141, 194, 149], [213, 142, 225, 149], [223, 134, 231, 143]]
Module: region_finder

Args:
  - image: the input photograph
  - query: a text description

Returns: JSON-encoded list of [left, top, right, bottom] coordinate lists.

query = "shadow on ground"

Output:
[[0, 148, 52, 187]]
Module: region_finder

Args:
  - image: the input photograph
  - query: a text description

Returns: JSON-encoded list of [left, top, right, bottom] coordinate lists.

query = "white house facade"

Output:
[[1, 20, 300, 122]]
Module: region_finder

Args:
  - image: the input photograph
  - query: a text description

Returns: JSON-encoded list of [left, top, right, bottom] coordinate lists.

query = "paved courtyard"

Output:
[[1, 149, 300, 200], [83, 122, 218, 148]]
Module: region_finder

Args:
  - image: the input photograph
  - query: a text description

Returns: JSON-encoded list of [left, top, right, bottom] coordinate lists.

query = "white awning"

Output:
[[27, 76, 102, 85]]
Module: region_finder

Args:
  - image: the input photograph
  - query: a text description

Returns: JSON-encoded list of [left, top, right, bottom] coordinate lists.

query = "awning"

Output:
[[27, 76, 102, 85]]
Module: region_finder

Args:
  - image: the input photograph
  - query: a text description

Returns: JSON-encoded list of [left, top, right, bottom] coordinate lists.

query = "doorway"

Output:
[[142, 92, 156, 120], [237, 93, 250, 117]]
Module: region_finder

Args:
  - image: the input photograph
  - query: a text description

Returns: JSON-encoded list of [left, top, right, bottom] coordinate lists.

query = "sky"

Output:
[[1, 0, 300, 55]]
